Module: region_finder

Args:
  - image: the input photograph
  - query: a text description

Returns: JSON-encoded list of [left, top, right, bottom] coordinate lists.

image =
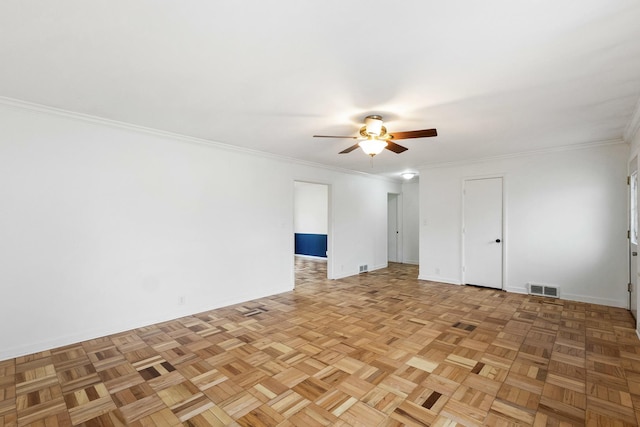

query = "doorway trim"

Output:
[[388, 192, 403, 263], [461, 173, 507, 289], [629, 156, 638, 321]]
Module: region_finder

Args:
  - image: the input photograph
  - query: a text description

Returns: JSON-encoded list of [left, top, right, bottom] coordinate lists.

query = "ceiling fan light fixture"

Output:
[[359, 137, 387, 157], [364, 115, 383, 136]]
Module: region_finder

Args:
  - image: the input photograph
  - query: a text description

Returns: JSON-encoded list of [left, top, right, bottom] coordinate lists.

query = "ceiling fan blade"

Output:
[[314, 135, 358, 139], [389, 129, 438, 140], [385, 141, 408, 154], [339, 143, 361, 154]]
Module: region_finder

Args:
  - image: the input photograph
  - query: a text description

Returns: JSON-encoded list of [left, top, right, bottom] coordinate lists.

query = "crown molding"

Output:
[[624, 95, 640, 143], [419, 138, 626, 170], [0, 96, 398, 184]]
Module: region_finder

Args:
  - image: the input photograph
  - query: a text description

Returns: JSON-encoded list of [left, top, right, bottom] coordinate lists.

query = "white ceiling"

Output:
[[2, 1, 640, 178]]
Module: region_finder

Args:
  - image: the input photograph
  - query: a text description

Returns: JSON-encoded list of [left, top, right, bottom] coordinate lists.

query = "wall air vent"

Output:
[[528, 283, 559, 298], [359, 264, 368, 273]]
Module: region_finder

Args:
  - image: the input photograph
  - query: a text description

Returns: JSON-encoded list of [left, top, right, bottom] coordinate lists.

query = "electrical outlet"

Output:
[[179, 295, 186, 305]]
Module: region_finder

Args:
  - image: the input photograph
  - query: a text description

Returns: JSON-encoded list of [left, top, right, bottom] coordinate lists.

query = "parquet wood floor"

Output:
[[2, 259, 640, 426]]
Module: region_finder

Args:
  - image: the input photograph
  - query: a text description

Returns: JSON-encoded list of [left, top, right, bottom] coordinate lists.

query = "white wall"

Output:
[[0, 101, 400, 360], [294, 182, 327, 234], [402, 181, 420, 264], [419, 143, 629, 307]]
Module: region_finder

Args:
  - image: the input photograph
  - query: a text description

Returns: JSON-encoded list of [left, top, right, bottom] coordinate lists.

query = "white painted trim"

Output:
[[636, 329, 640, 341], [628, 157, 638, 315], [506, 284, 626, 308], [403, 260, 419, 265], [0, 285, 293, 362], [0, 96, 399, 184], [502, 177, 509, 294], [387, 192, 403, 263], [327, 183, 334, 280], [332, 270, 358, 280], [558, 293, 627, 309], [624, 96, 640, 143], [418, 275, 461, 285], [420, 139, 626, 170], [500, 287, 626, 308], [294, 254, 327, 261], [460, 180, 465, 288], [371, 263, 389, 273], [397, 193, 404, 264], [415, 282, 626, 309], [331, 263, 388, 280]]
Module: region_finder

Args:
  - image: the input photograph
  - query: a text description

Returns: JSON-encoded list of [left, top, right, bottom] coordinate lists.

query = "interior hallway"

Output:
[[1, 262, 639, 426]]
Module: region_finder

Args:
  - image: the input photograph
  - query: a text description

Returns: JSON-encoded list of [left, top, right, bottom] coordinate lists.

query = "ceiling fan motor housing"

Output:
[[364, 115, 384, 136]]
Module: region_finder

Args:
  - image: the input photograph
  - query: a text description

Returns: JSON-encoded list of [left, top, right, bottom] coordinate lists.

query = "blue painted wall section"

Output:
[[295, 233, 328, 258]]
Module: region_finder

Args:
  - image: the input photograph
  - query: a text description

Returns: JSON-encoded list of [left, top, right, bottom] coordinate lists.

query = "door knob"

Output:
[[495, 239, 501, 243], [633, 251, 638, 257]]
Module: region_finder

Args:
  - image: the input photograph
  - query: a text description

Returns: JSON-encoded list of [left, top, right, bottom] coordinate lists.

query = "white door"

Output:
[[388, 194, 399, 262], [629, 157, 638, 321], [463, 177, 503, 289]]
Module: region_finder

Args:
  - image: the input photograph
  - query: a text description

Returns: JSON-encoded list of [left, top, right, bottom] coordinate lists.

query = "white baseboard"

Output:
[[331, 263, 387, 280], [295, 254, 327, 261], [402, 259, 419, 265], [331, 271, 356, 280], [558, 293, 627, 309], [418, 275, 461, 285], [507, 288, 626, 308], [371, 263, 388, 272], [0, 285, 293, 362], [331, 267, 363, 280], [502, 286, 627, 308]]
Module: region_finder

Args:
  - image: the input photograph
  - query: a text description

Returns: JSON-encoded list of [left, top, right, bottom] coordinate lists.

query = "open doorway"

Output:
[[294, 181, 330, 285]]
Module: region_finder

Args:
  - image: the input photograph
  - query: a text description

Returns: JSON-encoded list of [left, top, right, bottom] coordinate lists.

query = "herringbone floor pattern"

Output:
[[1, 259, 640, 426]]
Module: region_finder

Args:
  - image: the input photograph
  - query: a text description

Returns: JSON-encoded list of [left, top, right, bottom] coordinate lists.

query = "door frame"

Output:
[[388, 192, 403, 263], [293, 180, 333, 281], [461, 174, 507, 289], [629, 156, 638, 320]]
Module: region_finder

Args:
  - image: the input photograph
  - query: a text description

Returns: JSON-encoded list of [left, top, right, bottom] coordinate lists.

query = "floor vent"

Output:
[[528, 283, 559, 298], [359, 264, 368, 273]]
